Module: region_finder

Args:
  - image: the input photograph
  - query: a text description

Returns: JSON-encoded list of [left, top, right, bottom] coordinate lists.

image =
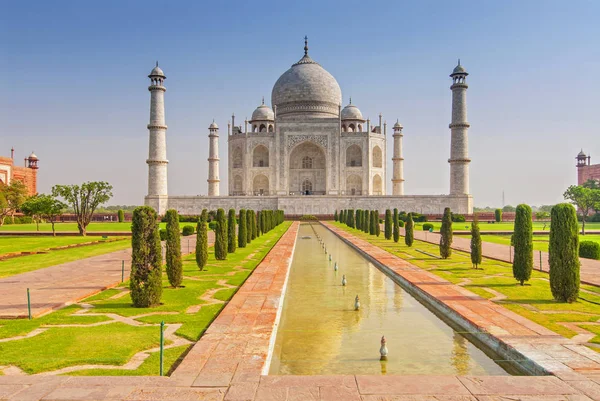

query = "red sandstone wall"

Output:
[[0, 158, 37, 196], [578, 164, 600, 185]]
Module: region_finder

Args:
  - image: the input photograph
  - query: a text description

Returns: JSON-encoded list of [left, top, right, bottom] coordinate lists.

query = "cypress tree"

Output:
[[369, 210, 376, 235], [251, 210, 257, 240], [375, 210, 381, 236], [246, 209, 252, 243], [405, 213, 414, 247], [238, 209, 247, 248], [227, 209, 237, 253], [340, 210, 345, 225], [348, 209, 355, 228], [356, 210, 362, 230], [334, 210, 338, 222], [393, 208, 400, 243], [214, 208, 227, 260], [118, 209, 124, 223], [549, 204, 580, 303], [513, 204, 533, 285], [384, 209, 392, 240], [440, 207, 453, 259], [130, 206, 162, 307], [470, 214, 482, 269], [165, 209, 182, 288], [256, 210, 262, 236], [196, 209, 208, 270], [495, 209, 502, 223], [363, 210, 369, 233]]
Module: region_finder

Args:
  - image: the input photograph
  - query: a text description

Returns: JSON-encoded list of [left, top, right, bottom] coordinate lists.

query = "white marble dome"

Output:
[[149, 64, 165, 77], [251, 103, 274, 121], [271, 53, 342, 117], [341, 103, 363, 121]]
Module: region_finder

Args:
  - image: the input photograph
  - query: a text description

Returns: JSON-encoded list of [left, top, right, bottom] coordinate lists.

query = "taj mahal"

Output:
[[144, 38, 473, 215]]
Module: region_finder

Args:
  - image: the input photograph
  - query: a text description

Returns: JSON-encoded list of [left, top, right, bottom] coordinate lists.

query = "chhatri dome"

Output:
[[271, 37, 342, 118], [340, 98, 364, 121], [149, 62, 165, 78], [451, 59, 467, 75], [251, 98, 275, 121]]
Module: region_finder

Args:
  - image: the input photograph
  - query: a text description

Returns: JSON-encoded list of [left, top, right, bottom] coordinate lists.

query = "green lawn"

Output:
[[0, 222, 291, 375], [0, 237, 130, 278], [0, 236, 126, 256], [454, 234, 600, 253], [415, 221, 600, 232], [332, 222, 600, 352], [0, 222, 169, 232]]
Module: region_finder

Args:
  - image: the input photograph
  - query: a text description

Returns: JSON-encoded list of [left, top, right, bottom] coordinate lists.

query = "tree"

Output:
[[20, 194, 67, 234], [118, 209, 124, 223], [196, 209, 208, 270], [238, 209, 247, 248], [494, 209, 502, 223], [535, 211, 550, 221], [246, 209, 253, 244], [369, 210, 376, 235], [256, 210, 262, 236], [214, 208, 227, 260], [549, 203, 580, 303], [363, 210, 369, 233], [393, 208, 400, 243], [440, 207, 453, 259], [348, 209, 355, 228], [405, 213, 414, 247], [563, 185, 600, 235], [334, 210, 338, 222], [165, 209, 182, 288], [375, 210, 381, 236], [470, 214, 482, 269], [502, 205, 516, 212], [356, 210, 361, 230], [52, 181, 113, 235], [226, 209, 237, 253], [130, 206, 162, 307], [0, 181, 28, 226], [384, 209, 392, 240], [512, 204, 533, 285], [251, 210, 257, 240]]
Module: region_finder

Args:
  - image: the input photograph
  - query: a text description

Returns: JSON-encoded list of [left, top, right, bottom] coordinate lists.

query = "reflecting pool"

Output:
[[268, 223, 517, 375]]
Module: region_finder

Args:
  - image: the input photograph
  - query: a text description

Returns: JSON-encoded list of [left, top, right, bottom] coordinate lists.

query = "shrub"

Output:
[[579, 241, 600, 260], [130, 206, 162, 307], [118, 209, 124, 223], [182, 225, 195, 236], [363, 210, 369, 233], [165, 209, 182, 288], [246, 209, 253, 244], [451, 213, 466, 223], [495, 209, 502, 222], [159, 228, 167, 241], [439, 207, 453, 259], [196, 209, 208, 270], [369, 210, 376, 235], [375, 212, 381, 236], [422, 223, 433, 231], [300, 215, 318, 221], [208, 221, 217, 231], [405, 213, 414, 247], [549, 203, 580, 303], [412, 213, 427, 223], [384, 209, 392, 240], [214, 208, 227, 260], [398, 220, 404, 228], [393, 208, 399, 242], [227, 209, 236, 253], [256, 210, 262, 236], [238, 209, 247, 248], [334, 210, 338, 222], [512, 204, 533, 285], [251, 210, 257, 240], [470, 215, 482, 269]]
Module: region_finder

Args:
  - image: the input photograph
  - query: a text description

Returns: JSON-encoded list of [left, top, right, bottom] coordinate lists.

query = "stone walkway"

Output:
[[0, 234, 213, 318], [406, 228, 600, 287]]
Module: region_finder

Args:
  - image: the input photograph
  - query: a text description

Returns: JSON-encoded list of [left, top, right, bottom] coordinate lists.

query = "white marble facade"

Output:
[[145, 40, 473, 215]]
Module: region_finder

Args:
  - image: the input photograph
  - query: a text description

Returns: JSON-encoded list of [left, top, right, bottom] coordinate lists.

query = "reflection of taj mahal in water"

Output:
[[144, 38, 473, 215]]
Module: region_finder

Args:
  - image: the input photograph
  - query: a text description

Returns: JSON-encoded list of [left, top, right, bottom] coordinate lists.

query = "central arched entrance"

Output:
[[289, 141, 326, 195]]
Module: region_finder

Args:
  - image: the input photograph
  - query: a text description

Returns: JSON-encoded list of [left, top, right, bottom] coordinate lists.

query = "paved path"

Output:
[[409, 228, 600, 286], [0, 233, 213, 318]]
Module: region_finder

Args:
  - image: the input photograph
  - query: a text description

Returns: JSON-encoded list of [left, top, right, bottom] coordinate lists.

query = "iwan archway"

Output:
[[288, 141, 326, 195]]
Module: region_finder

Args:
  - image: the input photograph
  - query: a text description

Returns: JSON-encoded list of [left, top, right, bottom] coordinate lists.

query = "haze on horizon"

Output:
[[2, 0, 599, 208]]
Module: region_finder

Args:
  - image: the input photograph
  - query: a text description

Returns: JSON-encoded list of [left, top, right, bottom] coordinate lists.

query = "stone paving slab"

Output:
[[410, 228, 600, 287], [0, 234, 212, 318]]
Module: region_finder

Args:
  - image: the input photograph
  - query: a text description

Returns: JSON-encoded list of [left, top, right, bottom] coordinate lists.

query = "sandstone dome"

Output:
[[251, 103, 274, 121], [271, 47, 342, 118]]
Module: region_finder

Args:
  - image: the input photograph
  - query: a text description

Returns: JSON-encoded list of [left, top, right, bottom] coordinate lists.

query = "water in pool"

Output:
[[268, 223, 516, 375]]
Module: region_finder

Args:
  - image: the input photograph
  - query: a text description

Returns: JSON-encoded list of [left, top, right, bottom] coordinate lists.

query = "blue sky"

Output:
[[2, 0, 599, 207]]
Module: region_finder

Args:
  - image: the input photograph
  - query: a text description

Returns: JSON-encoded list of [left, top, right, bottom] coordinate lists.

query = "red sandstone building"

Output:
[[577, 150, 600, 185], [0, 148, 39, 196]]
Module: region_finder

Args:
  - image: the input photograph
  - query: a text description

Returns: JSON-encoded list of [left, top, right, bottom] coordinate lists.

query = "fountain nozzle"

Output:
[[380, 336, 388, 360]]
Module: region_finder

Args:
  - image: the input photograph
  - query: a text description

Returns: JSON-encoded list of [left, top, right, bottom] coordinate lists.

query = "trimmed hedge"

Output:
[[422, 223, 433, 231], [495, 209, 502, 222], [159, 228, 167, 241], [182, 225, 195, 236], [512, 204, 533, 285], [579, 241, 600, 260], [117, 209, 124, 223], [549, 203, 580, 303]]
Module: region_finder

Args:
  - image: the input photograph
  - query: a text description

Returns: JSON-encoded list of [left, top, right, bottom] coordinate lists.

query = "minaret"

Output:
[[208, 121, 220, 196], [448, 60, 471, 195], [392, 120, 404, 195], [146, 62, 168, 214]]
